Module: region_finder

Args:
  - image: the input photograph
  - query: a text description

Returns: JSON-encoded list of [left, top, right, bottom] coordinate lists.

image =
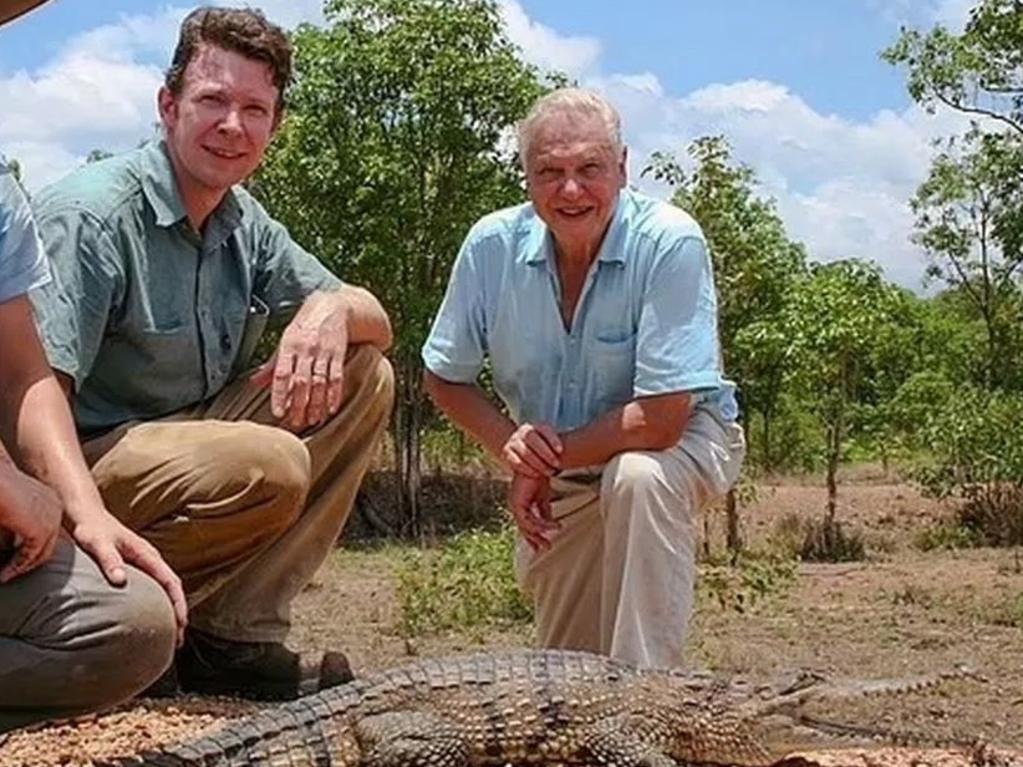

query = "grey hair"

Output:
[[517, 88, 623, 168]]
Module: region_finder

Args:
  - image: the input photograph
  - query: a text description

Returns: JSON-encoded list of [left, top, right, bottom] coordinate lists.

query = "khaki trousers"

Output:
[[515, 406, 745, 668], [83, 344, 394, 642]]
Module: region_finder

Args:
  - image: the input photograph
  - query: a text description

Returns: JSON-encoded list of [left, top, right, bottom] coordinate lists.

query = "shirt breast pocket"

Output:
[[591, 334, 636, 408]]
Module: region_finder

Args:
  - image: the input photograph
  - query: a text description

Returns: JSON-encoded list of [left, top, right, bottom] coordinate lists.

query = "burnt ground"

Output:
[[2, 473, 1022, 766]]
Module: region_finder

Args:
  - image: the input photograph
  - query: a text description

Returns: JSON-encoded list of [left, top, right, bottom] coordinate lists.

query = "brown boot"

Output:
[[176, 628, 354, 700]]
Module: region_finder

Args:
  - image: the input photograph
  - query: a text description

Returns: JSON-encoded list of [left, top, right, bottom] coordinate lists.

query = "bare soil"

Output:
[[2, 476, 1022, 767]]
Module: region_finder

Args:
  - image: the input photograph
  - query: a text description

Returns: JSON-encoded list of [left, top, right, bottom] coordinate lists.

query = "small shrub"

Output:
[[799, 518, 866, 562], [916, 388, 1023, 547], [699, 551, 798, 614], [395, 525, 531, 639], [914, 521, 982, 552], [766, 512, 806, 559], [984, 592, 1023, 628]]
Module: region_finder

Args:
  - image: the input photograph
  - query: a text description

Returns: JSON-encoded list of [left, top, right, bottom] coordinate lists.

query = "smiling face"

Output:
[[525, 111, 627, 259], [158, 43, 279, 204]]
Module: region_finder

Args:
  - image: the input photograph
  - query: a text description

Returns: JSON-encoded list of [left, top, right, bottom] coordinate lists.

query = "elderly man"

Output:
[[29, 6, 393, 701], [423, 89, 744, 667]]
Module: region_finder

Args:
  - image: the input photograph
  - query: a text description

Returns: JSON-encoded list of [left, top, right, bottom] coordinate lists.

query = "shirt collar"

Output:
[[140, 140, 243, 233], [524, 189, 629, 267]]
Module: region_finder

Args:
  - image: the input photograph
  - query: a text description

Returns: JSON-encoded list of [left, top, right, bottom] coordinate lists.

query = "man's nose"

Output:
[[218, 107, 243, 134], [561, 176, 582, 197]]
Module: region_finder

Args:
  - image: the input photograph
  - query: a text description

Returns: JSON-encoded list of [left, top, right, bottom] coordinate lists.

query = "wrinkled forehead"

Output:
[[528, 112, 619, 161]]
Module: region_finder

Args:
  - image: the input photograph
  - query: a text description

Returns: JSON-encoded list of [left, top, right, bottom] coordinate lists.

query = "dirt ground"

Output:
[[2, 475, 1022, 767]]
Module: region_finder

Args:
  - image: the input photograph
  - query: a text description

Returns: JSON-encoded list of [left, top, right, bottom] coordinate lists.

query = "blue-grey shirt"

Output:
[[0, 157, 50, 303], [29, 141, 342, 434], [422, 189, 737, 431]]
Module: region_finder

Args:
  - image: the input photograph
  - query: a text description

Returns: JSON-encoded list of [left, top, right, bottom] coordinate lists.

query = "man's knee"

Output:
[[218, 424, 312, 526], [602, 451, 673, 501], [71, 568, 177, 708], [348, 345, 395, 415]]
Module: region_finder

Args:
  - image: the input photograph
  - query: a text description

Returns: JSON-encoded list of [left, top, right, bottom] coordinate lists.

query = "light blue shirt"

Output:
[[0, 157, 50, 304], [422, 189, 737, 431]]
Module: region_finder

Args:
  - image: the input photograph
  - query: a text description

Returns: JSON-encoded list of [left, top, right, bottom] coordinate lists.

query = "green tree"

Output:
[[910, 127, 1023, 388], [253, 0, 546, 529], [883, 0, 1023, 134], [785, 260, 904, 533]]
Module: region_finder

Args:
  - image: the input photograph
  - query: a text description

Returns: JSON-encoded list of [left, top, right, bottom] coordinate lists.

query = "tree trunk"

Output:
[[395, 352, 424, 535], [725, 489, 742, 556]]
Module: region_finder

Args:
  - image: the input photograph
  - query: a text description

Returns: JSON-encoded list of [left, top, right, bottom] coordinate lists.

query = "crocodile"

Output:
[[103, 649, 979, 767]]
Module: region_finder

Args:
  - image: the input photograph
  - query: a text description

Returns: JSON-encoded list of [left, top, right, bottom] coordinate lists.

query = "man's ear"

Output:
[[618, 146, 629, 187], [157, 86, 177, 128]]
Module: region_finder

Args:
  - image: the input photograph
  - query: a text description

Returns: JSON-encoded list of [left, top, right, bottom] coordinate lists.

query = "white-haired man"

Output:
[[423, 89, 745, 667]]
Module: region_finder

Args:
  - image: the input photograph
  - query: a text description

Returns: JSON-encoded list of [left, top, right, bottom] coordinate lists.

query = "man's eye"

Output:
[[200, 94, 225, 105], [245, 105, 269, 116]]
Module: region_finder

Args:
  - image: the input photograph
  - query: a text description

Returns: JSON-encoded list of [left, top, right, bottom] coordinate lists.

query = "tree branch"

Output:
[[935, 92, 1023, 136]]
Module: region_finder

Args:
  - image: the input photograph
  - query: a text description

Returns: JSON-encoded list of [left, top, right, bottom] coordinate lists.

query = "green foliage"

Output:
[[698, 550, 798, 614], [395, 525, 531, 638], [910, 127, 1023, 389], [784, 260, 912, 526], [988, 591, 1023, 627], [916, 387, 1023, 546], [914, 521, 983, 551], [253, 0, 548, 524], [883, 0, 1023, 134], [887, 1, 1023, 393]]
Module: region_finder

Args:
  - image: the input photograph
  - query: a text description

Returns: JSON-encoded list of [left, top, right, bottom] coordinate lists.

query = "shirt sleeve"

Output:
[[634, 235, 724, 397], [28, 205, 122, 388], [421, 234, 487, 383], [249, 197, 343, 318], [0, 165, 50, 304]]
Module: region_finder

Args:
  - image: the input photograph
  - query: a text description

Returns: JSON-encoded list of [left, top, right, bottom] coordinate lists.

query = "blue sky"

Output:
[[516, 1, 917, 121], [0, 0, 975, 288], [1, 0, 924, 118]]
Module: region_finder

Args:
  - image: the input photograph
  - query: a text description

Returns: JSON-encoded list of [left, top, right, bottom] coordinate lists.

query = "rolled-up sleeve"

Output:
[[28, 207, 121, 389], [421, 237, 486, 384], [250, 198, 343, 317], [0, 168, 50, 303], [634, 235, 723, 397]]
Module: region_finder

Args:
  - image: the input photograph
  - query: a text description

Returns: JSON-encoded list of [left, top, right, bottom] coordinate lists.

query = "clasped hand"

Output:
[[502, 423, 563, 551]]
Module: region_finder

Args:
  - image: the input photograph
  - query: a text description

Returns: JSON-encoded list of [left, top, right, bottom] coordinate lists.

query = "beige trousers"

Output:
[[82, 345, 394, 642], [515, 406, 745, 668]]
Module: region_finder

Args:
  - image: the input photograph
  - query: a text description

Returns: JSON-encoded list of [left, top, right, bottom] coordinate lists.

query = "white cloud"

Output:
[[587, 72, 974, 292], [498, 0, 600, 78], [0, 2, 980, 291]]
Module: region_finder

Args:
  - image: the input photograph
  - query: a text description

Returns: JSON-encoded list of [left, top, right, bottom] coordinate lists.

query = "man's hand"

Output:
[[251, 292, 349, 433], [68, 509, 188, 645], [0, 464, 61, 583], [502, 423, 563, 478], [507, 473, 559, 551]]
